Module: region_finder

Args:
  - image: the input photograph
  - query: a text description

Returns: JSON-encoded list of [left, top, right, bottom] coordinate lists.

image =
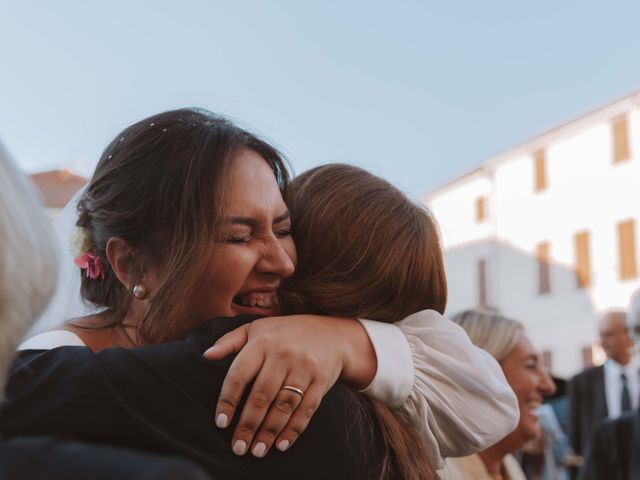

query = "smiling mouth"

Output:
[[232, 291, 278, 313], [525, 399, 542, 413]]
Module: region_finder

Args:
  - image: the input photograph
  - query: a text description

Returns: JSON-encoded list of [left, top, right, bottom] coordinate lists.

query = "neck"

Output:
[[69, 311, 141, 351], [612, 353, 631, 366], [478, 441, 512, 478]]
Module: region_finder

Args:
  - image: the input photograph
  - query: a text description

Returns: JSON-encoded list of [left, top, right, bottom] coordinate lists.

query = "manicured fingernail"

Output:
[[215, 413, 228, 428], [233, 440, 247, 456], [252, 442, 267, 458], [276, 440, 290, 452], [203, 346, 217, 356]]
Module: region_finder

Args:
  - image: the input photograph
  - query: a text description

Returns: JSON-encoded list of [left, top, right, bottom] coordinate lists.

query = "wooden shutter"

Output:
[[534, 149, 547, 191], [618, 219, 637, 279], [537, 242, 551, 294], [575, 231, 591, 288], [475, 196, 485, 222], [612, 114, 630, 163], [478, 259, 487, 307]]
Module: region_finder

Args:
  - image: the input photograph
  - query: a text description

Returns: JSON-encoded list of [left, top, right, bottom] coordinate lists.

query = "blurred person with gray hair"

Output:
[[578, 291, 640, 480], [0, 141, 210, 480]]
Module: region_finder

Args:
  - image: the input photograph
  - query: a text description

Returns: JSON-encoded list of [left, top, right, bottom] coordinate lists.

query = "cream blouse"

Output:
[[360, 310, 519, 469]]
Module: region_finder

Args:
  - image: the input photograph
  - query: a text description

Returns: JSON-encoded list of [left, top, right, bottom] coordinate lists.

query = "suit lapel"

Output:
[[631, 412, 640, 479], [595, 365, 609, 418]]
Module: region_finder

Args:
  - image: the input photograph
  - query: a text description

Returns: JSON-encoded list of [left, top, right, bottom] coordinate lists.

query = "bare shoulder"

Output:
[[18, 328, 86, 350]]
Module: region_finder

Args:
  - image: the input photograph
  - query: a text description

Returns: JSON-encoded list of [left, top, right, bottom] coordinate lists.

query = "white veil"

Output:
[[27, 186, 100, 336]]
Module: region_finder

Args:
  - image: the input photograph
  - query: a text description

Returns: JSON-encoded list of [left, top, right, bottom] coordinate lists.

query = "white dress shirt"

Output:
[[603, 355, 640, 418]]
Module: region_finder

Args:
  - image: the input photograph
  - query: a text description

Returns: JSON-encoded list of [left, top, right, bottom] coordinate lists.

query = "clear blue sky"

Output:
[[1, 0, 639, 198]]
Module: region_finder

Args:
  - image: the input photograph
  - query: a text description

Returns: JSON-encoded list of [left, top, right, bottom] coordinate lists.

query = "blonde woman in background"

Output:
[[445, 309, 556, 480]]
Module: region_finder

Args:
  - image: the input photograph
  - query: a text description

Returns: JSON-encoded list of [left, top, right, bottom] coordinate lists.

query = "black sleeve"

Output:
[[1, 322, 384, 480]]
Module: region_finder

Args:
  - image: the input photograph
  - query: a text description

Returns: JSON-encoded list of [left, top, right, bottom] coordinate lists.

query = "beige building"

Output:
[[422, 90, 640, 377]]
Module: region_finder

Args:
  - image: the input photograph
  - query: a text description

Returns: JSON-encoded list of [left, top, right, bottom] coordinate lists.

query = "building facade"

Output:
[[30, 169, 87, 218], [423, 91, 640, 377]]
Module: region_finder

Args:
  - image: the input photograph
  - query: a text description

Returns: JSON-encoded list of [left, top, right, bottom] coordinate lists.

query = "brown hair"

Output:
[[281, 163, 447, 320], [76, 108, 289, 344], [281, 164, 445, 480]]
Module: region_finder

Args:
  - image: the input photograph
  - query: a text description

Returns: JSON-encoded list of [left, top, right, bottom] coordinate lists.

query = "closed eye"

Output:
[[275, 229, 291, 238], [226, 235, 250, 245]]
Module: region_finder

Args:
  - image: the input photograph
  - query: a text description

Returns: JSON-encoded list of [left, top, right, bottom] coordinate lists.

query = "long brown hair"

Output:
[[281, 164, 446, 480], [76, 108, 289, 344]]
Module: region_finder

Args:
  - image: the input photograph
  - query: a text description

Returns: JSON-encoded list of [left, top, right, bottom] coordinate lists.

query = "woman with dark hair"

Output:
[[15, 109, 516, 473]]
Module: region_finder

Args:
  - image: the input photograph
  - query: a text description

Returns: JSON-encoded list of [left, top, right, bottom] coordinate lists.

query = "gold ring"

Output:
[[281, 385, 304, 398]]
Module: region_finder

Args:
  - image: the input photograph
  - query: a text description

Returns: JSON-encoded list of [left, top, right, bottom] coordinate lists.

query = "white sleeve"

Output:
[[357, 319, 414, 408], [359, 310, 519, 469]]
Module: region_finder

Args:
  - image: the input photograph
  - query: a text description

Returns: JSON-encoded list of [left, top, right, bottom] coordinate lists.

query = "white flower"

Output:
[[70, 227, 92, 258]]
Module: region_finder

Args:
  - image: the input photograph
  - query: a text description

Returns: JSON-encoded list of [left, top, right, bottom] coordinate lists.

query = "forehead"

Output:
[[508, 332, 537, 361], [227, 149, 285, 211], [599, 314, 626, 334]]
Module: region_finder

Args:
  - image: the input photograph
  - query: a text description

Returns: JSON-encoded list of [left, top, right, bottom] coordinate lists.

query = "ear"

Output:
[[106, 237, 136, 289]]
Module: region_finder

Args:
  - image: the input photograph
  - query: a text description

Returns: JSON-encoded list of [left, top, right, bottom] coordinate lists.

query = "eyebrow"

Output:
[[227, 210, 291, 227]]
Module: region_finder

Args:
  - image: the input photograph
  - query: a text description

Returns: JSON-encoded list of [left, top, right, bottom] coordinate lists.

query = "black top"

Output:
[[0, 436, 212, 480], [0, 316, 385, 479], [578, 411, 640, 480]]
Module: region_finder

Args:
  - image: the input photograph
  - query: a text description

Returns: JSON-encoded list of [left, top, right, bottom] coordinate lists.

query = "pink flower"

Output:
[[74, 252, 104, 280]]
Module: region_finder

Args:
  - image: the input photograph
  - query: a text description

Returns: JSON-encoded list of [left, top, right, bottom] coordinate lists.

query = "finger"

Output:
[[249, 376, 310, 458], [274, 381, 325, 452], [203, 324, 249, 360], [230, 359, 287, 456], [215, 346, 264, 431]]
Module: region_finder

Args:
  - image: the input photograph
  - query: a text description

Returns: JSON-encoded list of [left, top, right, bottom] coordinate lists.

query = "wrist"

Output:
[[337, 318, 377, 390]]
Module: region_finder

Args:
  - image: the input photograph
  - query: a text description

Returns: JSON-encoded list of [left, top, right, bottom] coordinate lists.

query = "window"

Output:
[[612, 114, 630, 163], [574, 231, 591, 288], [534, 149, 547, 192], [475, 196, 486, 222], [478, 259, 487, 307], [537, 242, 551, 294], [618, 219, 637, 280]]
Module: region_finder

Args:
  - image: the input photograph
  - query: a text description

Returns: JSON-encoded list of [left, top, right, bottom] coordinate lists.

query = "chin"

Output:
[[521, 423, 542, 442]]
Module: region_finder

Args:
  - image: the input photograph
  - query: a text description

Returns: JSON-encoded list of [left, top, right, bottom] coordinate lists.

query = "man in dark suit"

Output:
[[568, 311, 635, 460], [579, 291, 640, 480]]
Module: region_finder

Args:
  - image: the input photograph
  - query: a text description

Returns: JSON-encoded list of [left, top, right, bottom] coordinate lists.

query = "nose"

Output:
[[256, 235, 295, 279], [538, 368, 556, 397]]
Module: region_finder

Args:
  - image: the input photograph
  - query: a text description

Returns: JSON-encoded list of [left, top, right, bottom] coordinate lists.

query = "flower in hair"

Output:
[[74, 253, 104, 280], [70, 227, 92, 258]]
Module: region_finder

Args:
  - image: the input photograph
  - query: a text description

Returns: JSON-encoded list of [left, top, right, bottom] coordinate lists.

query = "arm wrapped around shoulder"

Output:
[[359, 309, 519, 469]]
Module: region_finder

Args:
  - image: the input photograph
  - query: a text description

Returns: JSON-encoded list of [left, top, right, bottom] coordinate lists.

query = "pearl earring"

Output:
[[132, 285, 148, 299]]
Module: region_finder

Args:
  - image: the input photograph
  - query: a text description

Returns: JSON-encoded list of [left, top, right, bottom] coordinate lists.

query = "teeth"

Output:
[[237, 294, 275, 308], [527, 401, 542, 410]]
